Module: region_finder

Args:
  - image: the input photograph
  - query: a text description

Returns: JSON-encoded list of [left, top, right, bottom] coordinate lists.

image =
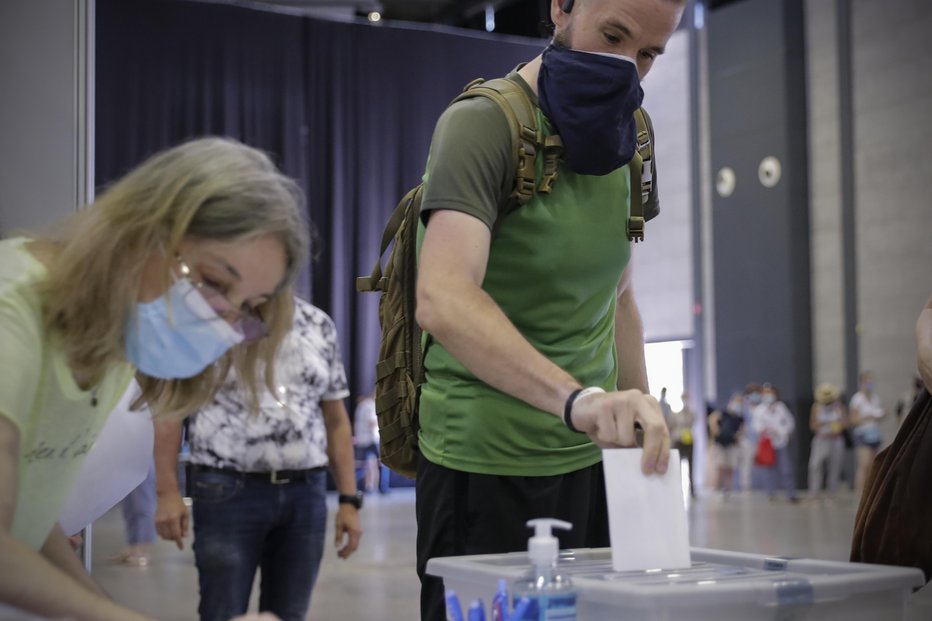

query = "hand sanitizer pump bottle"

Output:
[[512, 518, 577, 620]]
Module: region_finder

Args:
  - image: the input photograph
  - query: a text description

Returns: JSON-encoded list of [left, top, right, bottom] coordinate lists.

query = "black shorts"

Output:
[[415, 455, 609, 621]]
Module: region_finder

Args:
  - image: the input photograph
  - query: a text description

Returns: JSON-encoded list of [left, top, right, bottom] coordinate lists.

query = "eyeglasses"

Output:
[[175, 255, 269, 343]]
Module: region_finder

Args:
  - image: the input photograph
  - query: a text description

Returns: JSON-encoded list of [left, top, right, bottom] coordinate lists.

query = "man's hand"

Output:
[[569, 390, 670, 475], [154, 489, 189, 550], [334, 505, 362, 560]]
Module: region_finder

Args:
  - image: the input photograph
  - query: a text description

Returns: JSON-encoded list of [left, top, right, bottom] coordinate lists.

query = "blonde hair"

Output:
[[35, 137, 309, 417]]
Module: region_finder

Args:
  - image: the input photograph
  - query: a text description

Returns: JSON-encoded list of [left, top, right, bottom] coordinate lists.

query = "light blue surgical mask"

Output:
[[125, 277, 243, 379]]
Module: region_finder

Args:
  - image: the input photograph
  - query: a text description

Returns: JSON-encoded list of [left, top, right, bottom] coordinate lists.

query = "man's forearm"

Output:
[[153, 418, 183, 497], [614, 287, 649, 393], [418, 281, 581, 417]]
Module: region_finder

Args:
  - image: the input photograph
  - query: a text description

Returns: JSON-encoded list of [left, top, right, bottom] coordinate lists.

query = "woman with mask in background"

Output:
[[738, 383, 762, 492], [753, 384, 799, 503], [849, 371, 887, 494], [0, 137, 308, 621]]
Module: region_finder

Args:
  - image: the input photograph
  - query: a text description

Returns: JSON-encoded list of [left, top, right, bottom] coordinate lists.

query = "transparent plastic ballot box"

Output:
[[426, 547, 925, 621]]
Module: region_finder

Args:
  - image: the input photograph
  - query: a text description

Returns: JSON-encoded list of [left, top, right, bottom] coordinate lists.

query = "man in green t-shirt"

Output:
[[414, 0, 685, 618]]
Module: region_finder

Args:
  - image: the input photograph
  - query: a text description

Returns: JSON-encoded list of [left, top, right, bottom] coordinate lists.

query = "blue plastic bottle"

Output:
[[511, 519, 577, 620], [490, 578, 509, 621]]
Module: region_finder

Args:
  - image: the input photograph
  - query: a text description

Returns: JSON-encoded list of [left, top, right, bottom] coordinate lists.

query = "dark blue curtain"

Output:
[[96, 0, 542, 400]]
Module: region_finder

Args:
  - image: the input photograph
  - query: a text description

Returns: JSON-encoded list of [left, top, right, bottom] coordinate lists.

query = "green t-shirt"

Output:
[[0, 238, 134, 549], [418, 73, 632, 476]]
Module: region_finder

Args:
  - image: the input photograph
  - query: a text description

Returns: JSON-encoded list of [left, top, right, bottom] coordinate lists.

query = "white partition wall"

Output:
[[634, 29, 695, 344], [0, 0, 95, 572], [0, 0, 94, 235]]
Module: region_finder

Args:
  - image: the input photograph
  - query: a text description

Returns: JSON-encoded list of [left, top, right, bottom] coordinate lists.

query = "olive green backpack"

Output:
[[356, 76, 659, 478]]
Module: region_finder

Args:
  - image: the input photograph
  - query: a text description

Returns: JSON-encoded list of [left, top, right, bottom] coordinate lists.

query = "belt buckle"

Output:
[[270, 471, 291, 485]]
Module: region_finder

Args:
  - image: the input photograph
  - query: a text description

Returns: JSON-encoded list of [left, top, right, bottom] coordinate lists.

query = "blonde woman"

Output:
[[0, 138, 308, 621]]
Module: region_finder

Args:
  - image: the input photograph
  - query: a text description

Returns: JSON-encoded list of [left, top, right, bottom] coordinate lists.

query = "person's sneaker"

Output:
[[124, 554, 149, 567], [110, 547, 150, 567]]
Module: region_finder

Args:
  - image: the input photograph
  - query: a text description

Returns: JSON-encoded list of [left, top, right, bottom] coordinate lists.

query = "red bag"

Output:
[[755, 436, 776, 467]]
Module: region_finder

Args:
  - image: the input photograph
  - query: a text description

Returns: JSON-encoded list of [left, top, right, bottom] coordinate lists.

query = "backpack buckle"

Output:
[[628, 216, 645, 243], [538, 135, 563, 195], [637, 131, 650, 152]]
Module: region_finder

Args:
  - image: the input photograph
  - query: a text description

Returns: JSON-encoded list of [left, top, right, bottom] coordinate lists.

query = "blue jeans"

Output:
[[355, 444, 391, 493], [121, 461, 157, 546], [190, 468, 328, 621], [764, 446, 797, 500]]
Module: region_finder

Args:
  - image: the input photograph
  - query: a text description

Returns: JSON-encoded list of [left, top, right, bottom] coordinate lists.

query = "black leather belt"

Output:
[[193, 464, 326, 485]]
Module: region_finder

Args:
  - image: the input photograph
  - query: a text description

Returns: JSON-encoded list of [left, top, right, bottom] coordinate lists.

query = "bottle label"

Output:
[[514, 594, 577, 620]]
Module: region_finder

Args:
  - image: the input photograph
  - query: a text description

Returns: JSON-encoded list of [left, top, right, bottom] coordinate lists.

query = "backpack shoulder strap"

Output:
[[451, 78, 563, 214], [628, 107, 659, 243]]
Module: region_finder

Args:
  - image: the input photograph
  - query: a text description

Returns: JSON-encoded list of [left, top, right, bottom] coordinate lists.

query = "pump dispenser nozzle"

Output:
[[515, 519, 578, 620], [526, 518, 572, 570]]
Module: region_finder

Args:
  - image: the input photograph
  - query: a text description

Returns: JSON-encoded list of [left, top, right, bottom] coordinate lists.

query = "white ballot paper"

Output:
[[603, 448, 691, 572]]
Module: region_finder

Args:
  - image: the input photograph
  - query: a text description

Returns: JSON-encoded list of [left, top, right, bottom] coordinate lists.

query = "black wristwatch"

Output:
[[338, 491, 364, 510]]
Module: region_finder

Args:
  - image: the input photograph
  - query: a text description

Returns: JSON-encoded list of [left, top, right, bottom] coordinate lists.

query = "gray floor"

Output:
[[90, 489, 931, 620]]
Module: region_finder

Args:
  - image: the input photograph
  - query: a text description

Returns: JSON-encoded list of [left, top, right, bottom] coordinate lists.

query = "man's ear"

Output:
[[552, 0, 573, 29]]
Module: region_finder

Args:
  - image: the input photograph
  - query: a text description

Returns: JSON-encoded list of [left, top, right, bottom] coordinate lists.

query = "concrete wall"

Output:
[[805, 0, 846, 394], [707, 0, 812, 426], [0, 0, 92, 235], [806, 0, 932, 434]]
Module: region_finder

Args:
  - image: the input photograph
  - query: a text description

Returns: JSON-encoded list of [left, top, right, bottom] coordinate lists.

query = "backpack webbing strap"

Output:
[[355, 185, 422, 293], [628, 107, 654, 243]]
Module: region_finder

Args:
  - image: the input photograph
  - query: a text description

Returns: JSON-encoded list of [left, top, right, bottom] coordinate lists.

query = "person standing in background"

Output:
[[708, 396, 743, 497], [353, 393, 389, 494], [849, 371, 886, 494], [753, 384, 798, 503], [659, 387, 674, 429], [807, 383, 847, 502], [110, 465, 158, 567], [669, 393, 695, 497], [154, 297, 362, 621], [738, 383, 762, 492]]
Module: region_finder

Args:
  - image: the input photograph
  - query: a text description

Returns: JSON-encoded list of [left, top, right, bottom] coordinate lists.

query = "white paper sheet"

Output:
[[602, 448, 691, 572], [58, 381, 154, 536]]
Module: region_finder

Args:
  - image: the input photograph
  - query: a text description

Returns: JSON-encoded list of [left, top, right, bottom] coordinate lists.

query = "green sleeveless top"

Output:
[[417, 73, 632, 476]]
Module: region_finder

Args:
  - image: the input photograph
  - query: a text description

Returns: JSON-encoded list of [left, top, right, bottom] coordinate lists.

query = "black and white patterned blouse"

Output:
[[187, 298, 349, 472]]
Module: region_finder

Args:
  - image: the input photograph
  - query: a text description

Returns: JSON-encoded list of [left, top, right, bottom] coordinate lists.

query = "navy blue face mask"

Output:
[[538, 44, 644, 176]]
